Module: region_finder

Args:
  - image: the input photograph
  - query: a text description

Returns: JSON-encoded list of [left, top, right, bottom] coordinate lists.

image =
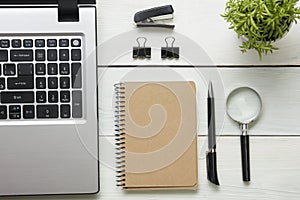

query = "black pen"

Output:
[[206, 81, 220, 185]]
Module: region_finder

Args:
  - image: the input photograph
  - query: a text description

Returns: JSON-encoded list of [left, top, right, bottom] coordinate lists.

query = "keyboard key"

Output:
[[36, 91, 46, 103], [8, 76, 34, 89], [59, 39, 69, 47], [1, 92, 34, 103], [0, 50, 8, 61], [12, 39, 22, 48], [48, 63, 58, 75], [23, 39, 33, 48], [72, 90, 82, 118], [48, 91, 58, 103], [10, 113, 21, 119], [47, 49, 57, 61], [11, 50, 33, 61], [71, 63, 82, 88], [35, 50, 45, 61], [0, 78, 5, 90], [60, 91, 70, 103], [23, 105, 35, 119], [10, 111, 21, 119], [47, 39, 57, 47], [60, 77, 70, 89], [59, 49, 69, 61], [61, 105, 70, 118], [9, 105, 21, 113], [37, 105, 58, 118], [0, 40, 10, 48], [71, 39, 81, 47], [18, 63, 33, 76], [35, 39, 45, 47], [4, 64, 16, 76], [0, 106, 7, 119], [71, 49, 81, 61], [9, 105, 21, 119], [36, 77, 46, 89], [48, 77, 58, 89], [36, 63, 46, 75], [59, 63, 69, 75]]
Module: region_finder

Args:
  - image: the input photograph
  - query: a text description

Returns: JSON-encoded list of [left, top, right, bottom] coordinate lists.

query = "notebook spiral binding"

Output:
[[114, 83, 126, 187]]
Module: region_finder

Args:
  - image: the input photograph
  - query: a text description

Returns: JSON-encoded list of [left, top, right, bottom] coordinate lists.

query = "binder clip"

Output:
[[134, 5, 175, 29], [133, 37, 151, 59], [161, 36, 180, 59]]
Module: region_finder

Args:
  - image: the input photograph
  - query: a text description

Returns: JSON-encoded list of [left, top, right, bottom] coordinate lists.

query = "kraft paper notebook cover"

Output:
[[115, 81, 198, 190]]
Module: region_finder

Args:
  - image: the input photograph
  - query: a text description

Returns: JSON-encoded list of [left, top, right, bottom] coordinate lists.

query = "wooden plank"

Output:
[[98, 67, 300, 136], [97, 136, 300, 200], [97, 0, 300, 66]]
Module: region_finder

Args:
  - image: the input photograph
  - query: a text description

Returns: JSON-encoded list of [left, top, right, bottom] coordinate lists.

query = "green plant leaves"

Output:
[[221, 0, 300, 60]]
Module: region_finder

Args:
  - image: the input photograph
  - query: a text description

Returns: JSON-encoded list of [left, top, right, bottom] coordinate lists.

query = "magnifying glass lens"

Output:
[[227, 88, 262, 123]]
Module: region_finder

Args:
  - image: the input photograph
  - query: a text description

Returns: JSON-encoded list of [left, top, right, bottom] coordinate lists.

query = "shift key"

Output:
[[11, 50, 33, 61], [1, 92, 34, 103]]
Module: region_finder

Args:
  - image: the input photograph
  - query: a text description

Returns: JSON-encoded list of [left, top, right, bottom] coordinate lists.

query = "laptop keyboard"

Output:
[[0, 36, 83, 120]]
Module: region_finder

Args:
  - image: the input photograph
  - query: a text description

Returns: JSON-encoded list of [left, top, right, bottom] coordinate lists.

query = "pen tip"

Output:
[[208, 81, 214, 97]]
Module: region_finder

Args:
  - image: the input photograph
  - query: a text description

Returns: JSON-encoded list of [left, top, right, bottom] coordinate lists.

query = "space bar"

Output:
[[1, 91, 34, 103]]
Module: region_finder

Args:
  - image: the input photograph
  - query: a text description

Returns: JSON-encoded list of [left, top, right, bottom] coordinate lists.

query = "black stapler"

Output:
[[134, 5, 175, 29]]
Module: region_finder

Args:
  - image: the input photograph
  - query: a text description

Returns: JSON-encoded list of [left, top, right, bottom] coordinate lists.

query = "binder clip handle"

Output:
[[133, 37, 151, 59], [165, 36, 175, 48], [137, 37, 147, 48]]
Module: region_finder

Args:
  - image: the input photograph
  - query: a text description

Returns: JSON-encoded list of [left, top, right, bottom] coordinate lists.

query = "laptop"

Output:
[[0, 0, 99, 196]]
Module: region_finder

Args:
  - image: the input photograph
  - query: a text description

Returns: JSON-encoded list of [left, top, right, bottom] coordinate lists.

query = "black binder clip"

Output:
[[133, 37, 151, 59], [161, 36, 180, 59], [134, 5, 175, 29]]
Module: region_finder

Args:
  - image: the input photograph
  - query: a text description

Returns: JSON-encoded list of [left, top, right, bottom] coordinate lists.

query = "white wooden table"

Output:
[[8, 0, 300, 199], [95, 0, 300, 198]]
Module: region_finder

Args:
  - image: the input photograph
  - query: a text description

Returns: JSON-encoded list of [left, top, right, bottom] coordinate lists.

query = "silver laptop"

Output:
[[0, 0, 99, 196]]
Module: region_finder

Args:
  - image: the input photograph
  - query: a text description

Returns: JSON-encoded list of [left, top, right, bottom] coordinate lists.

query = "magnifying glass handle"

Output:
[[241, 134, 250, 182]]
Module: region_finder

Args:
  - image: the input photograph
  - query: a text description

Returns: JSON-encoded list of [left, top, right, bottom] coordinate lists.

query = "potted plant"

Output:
[[221, 0, 300, 60]]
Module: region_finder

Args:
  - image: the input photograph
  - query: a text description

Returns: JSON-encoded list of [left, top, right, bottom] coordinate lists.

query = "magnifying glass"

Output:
[[226, 87, 262, 182]]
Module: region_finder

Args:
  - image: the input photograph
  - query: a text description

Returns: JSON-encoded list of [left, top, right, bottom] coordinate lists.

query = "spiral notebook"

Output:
[[115, 81, 198, 190]]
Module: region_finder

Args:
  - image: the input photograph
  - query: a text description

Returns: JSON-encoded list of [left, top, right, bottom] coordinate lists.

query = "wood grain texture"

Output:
[[95, 0, 300, 198], [7, 137, 300, 200], [96, 0, 300, 66], [97, 136, 300, 200], [98, 67, 300, 136], [97, 0, 300, 199]]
